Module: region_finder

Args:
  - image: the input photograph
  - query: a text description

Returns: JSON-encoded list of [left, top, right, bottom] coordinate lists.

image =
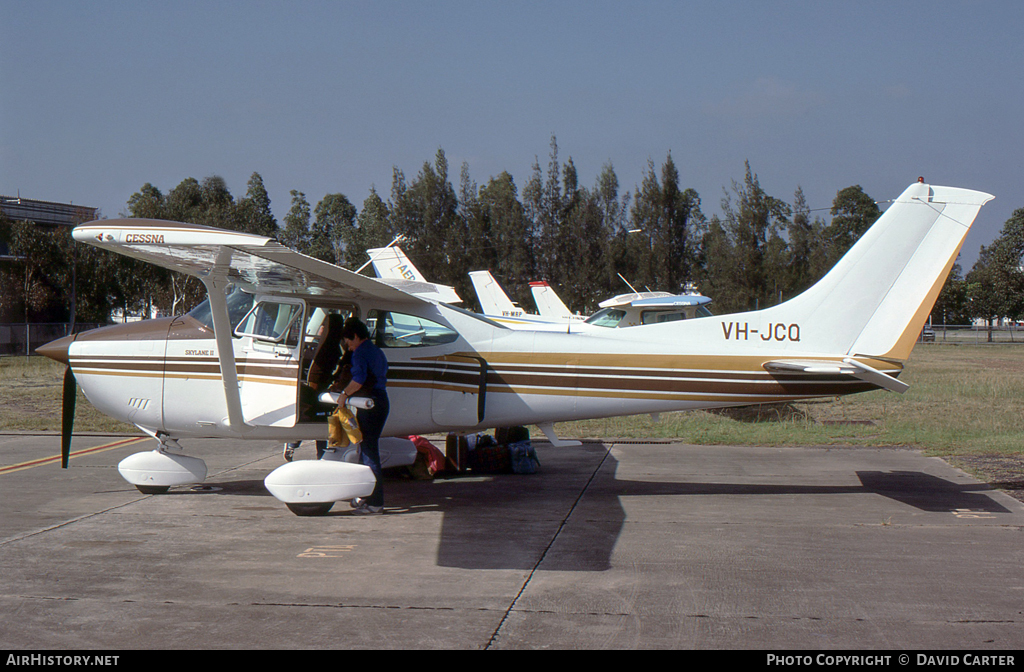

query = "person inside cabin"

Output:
[[282, 313, 344, 461]]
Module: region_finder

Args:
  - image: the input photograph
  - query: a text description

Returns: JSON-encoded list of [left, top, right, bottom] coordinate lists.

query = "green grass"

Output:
[[0, 356, 136, 433], [4, 345, 1024, 458], [552, 344, 1024, 458]]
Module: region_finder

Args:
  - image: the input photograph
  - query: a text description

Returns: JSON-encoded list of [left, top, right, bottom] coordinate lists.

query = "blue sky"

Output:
[[2, 0, 1022, 271]]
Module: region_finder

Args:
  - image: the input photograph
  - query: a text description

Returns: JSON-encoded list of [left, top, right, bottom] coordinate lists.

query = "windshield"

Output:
[[187, 287, 255, 331], [584, 308, 626, 328]]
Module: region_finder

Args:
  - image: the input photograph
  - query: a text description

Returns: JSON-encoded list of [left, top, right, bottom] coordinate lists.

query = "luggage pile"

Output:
[[445, 426, 540, 475]]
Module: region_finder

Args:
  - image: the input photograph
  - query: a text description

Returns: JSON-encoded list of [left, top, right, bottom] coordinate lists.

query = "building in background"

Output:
[[1, 195, 99, 355]]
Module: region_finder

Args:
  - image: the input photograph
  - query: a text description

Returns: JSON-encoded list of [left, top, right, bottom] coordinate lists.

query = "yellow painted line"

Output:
[[0, 437, 149, 475]]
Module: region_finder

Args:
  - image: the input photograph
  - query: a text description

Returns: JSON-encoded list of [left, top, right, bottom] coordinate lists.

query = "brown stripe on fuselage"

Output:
[[68, 340, 894, 403], [71, 354, 298, 385]]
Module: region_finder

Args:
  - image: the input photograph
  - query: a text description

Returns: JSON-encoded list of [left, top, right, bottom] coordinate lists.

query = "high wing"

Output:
[[74, 219, 430, 305]]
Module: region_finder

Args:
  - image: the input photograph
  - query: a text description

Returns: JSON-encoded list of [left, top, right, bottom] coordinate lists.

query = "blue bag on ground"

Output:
[[509, 440, 540, 474]]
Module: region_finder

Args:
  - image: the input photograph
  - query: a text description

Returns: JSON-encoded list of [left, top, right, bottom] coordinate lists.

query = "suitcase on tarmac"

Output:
[[467, 441, 512, 474]]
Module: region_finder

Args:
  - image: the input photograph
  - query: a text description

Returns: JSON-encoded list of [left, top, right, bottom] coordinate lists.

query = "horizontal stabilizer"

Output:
[[377, 278, 462, 304], [841, 357, 910, 394], [763, 358, 909, 394]]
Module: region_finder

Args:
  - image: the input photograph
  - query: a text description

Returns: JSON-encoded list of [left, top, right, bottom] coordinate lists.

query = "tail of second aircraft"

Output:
[[756, 180, 992, 361], [469, 271, 523, 316], [367, 246, 461, 304], [367, 246, 427, 283], [530, 281, 576, 319]]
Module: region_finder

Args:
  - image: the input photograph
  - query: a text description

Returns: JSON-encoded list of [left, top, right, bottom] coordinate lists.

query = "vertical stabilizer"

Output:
[[469, 271, 522, 316], [756, 181, 992, 360], [367, 247, 427, 282], [530, 281, 575, 319], [367, 247, 461, 304]]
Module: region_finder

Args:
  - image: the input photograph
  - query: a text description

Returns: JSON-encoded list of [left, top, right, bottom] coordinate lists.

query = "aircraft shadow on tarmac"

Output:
[[425, 454, 1015, 569], [184, 455, 1012, 573]]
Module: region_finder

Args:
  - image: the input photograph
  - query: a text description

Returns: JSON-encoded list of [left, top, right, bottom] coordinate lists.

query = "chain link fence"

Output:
[[0, 323, 106, 356]]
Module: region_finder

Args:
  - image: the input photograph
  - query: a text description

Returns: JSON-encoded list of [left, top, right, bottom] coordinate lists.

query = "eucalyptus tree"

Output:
[[697, 162, 791, 314], [236, 172, 277, 237], [311, 193, 356, 264], [965, 207, 1024, 338], [280, 190, 311, 252]]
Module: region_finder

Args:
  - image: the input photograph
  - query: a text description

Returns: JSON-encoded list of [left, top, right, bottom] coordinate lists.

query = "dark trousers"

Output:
[[357, 392, 389, 507], [286, 440, 328, 459]]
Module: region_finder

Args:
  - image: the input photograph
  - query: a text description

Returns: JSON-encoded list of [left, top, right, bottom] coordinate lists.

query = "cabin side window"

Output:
[[641, 310, 686, 325], [367, 309, 458, 348]]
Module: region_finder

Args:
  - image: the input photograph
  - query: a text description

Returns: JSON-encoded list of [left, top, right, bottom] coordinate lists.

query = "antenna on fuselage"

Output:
[[617, 273, 639, 294], [355, 234, 407, 274]]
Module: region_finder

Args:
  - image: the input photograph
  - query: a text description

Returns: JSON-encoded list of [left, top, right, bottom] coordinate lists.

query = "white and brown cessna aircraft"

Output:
[[37, 180, 992, 515]]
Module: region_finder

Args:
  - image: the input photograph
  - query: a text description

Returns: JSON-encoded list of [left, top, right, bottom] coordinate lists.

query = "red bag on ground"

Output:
[[408, 435, 447, 475]]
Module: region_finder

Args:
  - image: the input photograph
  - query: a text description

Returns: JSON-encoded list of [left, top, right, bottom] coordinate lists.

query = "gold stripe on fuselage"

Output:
[[70, 349, 892, 403]]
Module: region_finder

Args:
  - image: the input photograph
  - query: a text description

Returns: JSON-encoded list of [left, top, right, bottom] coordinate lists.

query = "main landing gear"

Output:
[[115, 433, 377, 517]]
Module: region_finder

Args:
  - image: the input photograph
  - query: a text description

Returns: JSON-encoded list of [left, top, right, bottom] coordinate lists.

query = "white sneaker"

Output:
[[282, 443, 295, 462], [351, 502, 383, 515]]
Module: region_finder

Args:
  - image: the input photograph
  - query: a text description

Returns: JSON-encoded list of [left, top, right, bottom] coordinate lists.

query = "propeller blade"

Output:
[[61, 366, 76, 469]]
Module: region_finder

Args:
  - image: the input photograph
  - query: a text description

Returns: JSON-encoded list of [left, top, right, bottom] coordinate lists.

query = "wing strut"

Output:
[[201, 254, 250, 432]]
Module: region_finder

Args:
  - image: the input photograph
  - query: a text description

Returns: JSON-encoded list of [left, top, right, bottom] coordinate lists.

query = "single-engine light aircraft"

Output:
[[475, 269, 712, 330], [37, 180, 992, 515]]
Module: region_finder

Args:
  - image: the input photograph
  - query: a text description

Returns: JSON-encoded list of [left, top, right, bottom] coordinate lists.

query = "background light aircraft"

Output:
[[530, 277, 714, 328], [529, 281, 586, 322], [364, 245, 462, 304], [37, 180, 993, 515], [467, 270, 576, 331], [369, 252, 574, 331]]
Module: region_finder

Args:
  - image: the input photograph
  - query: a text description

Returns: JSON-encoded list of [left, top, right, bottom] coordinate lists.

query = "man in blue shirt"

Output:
[[338, 317, 389, 514]]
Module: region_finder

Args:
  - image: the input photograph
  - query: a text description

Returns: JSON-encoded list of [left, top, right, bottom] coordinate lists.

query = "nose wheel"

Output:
[[117, 435, 208, 494], [286, 502, 335, 516], [135, 485, 171, 495]]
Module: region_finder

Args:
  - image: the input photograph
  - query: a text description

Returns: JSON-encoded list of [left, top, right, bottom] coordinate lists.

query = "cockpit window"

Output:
[[235, 301, 304, 345], [368, 309, 459, 348], [584, 308, 626, 328], [187, 287, 255, 331], [641, 310, 684, 325]]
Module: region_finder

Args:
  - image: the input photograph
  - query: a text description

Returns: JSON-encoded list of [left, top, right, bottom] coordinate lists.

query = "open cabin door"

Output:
[[292, 304, 357, 425], [233, 297, 304, 427]]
